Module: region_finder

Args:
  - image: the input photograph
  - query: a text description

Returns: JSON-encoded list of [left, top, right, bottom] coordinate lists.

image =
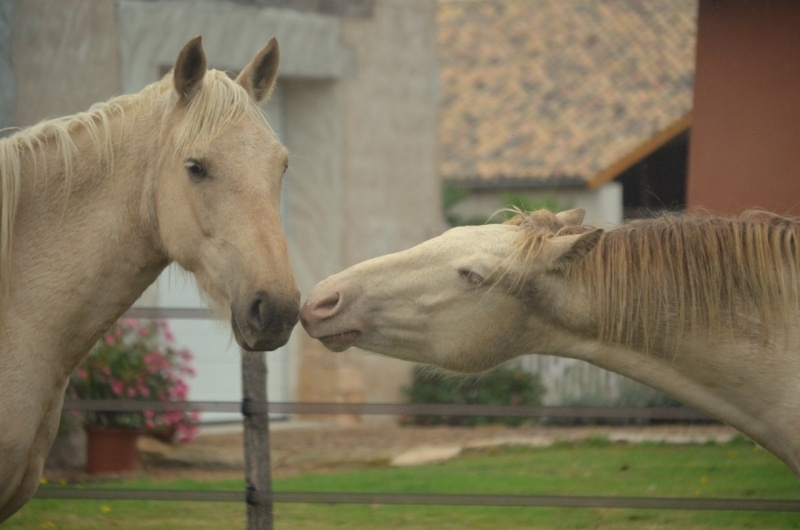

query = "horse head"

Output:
[[300, 209, 601, 371], [154, 36, 299, 351]]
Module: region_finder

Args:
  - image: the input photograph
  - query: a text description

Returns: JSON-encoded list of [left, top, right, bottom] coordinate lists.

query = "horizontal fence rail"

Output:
[[34, 489, 800, 512], [61, 400, 714, 421]]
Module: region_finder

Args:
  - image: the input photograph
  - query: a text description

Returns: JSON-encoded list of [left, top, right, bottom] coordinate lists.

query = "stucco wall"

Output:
[[293, 0, 441, 418], [116, 0, 354, 93], [0, 0, 14, 131], [340, 0, 440, 411], [12, 0, 120, 127]]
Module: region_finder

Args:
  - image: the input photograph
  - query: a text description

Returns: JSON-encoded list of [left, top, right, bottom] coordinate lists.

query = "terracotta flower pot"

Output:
[[85, 426, 139, 475]]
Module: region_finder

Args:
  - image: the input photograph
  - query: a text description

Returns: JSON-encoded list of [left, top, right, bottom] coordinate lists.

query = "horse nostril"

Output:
[[248, 290, 271, 330], [313, 291, 342, 318]]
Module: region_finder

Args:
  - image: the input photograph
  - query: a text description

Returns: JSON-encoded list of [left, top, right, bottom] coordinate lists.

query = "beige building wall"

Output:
[[12, 0, 120, 127], [449, 182, 623, 227], [1, 2, 14, 130], [293, 0, 441, 421]]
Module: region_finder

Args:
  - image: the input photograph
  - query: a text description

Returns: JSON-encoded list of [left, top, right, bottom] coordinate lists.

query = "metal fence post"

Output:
[[241, 350, 273, 530]]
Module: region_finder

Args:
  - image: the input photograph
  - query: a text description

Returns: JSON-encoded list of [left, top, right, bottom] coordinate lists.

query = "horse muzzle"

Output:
[[299, 285, 367, 352], [231, 290, 300, 351]]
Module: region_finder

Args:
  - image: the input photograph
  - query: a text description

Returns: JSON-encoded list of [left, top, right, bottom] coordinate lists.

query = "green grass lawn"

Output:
[[8, 437, 800, 530]]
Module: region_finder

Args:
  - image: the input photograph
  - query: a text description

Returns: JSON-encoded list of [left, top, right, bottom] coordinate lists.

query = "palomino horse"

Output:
[[302, 208, 800, 478], [0, 36, 299, 521]]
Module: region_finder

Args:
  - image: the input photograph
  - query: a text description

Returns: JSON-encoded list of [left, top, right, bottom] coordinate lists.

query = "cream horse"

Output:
[[301, 208, 800, 478], [0, 36, 299, 521]]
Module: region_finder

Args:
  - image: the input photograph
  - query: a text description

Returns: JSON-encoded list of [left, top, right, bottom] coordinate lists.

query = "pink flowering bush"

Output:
[[68, 319, 200, 443]]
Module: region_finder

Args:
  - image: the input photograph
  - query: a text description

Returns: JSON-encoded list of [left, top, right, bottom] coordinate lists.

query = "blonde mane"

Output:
[[508, 210, 800, 353], [0, 68, 269, 292]]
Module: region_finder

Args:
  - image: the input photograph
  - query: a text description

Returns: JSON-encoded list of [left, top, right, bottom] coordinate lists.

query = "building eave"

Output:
[[443, 175, 588, 191], [587, 113, 693, 191]]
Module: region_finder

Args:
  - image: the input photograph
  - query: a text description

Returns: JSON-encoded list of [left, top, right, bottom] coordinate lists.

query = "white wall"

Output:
[[449, 181, 623, 227]]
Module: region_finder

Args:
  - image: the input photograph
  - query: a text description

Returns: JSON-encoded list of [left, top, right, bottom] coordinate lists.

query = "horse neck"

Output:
[[520, 286, 800, 477], [4, 96, 169, 375]]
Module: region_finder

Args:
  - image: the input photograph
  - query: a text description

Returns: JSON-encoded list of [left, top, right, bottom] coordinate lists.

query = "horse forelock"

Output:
[[491, 211, 564, 295], [166, 69, 273, 161], [502, 210, 594, 277]]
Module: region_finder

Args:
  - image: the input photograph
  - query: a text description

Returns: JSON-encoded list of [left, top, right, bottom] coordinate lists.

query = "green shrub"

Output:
[[403, 364, 544, 426]]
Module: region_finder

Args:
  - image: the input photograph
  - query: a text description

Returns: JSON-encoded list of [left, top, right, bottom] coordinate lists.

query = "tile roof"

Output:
[[438, 0, 697, 187]]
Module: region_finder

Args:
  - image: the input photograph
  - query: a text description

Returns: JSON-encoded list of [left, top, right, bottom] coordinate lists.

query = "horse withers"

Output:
[[301, 209, 800, 478], [0, 36, 299, 521]]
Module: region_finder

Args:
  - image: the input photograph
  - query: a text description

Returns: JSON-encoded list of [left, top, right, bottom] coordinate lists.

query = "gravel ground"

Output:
[[44, 422, 738, 483], [144, 422, 738, 479]]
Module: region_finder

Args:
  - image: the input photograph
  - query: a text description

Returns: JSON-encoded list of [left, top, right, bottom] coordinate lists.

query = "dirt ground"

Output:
[[44, 422, 738, 483], [150, 422, 736, 481]]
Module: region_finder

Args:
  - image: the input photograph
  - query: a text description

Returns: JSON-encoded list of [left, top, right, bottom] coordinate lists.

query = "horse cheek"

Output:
[[157, 179, 205, 269]]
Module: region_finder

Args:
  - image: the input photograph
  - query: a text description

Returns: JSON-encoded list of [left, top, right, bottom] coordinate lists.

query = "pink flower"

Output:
[[162, 411, 182, 426], [176, 422, 199, 443], [144, 352, 162, 373], [170, 380, 188, 400], [69, 318, 198, 433]]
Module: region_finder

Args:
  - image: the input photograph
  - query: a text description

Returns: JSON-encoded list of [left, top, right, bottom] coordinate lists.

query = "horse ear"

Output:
[[236, 37, 280, 103], [556, 208, 586, 227], [548, 228, 603, 273], [173, 35, 207, 102]]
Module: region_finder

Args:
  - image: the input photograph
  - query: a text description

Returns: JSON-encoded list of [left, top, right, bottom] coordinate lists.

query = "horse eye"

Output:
[[459, 269, 484, 286], [184, 159, 207, 180]]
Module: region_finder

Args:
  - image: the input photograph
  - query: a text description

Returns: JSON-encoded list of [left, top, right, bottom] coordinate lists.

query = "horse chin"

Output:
[[231, 314, 257, 351], [230, 312, 296, 352], [317, 330, 361, 352]]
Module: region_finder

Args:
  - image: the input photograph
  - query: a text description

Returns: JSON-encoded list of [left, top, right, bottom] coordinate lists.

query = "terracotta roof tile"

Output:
[[438, 0, 697, 185]]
